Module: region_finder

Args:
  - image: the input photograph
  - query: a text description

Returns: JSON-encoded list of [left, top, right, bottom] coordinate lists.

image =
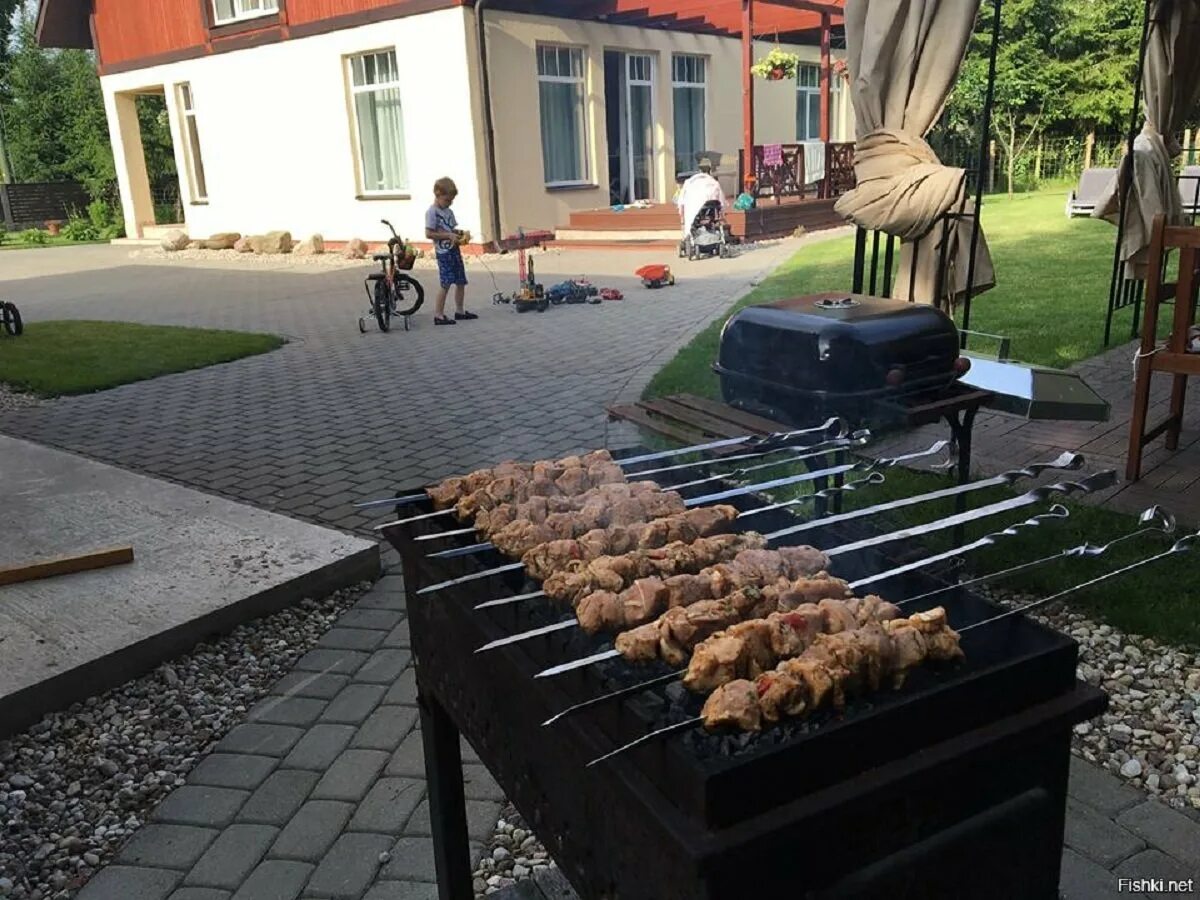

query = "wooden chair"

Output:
[[1126, 214, 1200, 480]]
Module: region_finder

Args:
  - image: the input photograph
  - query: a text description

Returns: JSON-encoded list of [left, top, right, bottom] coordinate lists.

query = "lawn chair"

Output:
[[1126, 215, 1200, 481], [1178, 165, 1200, 217], [1065, 167, 1117, 218]]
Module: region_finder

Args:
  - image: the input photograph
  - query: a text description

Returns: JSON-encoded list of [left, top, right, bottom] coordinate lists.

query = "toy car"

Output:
[[635, 264, 675, 289], [600, 288, 624, 301], [546, 283, 570, 304]]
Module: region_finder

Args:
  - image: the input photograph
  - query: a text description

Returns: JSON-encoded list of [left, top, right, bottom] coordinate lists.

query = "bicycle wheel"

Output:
[[391, 273, 425, 317], [1, 303, 22, 336], [373, 279, 392, 332]]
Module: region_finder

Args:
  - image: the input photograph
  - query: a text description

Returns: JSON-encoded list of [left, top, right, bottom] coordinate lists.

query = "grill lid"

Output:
[[960, 354, 1110, 421]]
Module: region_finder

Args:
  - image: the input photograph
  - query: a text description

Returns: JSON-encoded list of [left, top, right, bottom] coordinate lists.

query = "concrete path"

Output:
[[4, 241, 1198, 899]]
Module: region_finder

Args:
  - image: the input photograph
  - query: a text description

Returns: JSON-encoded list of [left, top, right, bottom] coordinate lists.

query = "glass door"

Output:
[[625, 54, 655, 202]]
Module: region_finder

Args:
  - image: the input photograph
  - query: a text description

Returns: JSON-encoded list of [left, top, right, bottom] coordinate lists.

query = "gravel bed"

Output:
[[0, 385, 41, 412], [468, 589, 1200, 898], [0, 582, 370, 900]]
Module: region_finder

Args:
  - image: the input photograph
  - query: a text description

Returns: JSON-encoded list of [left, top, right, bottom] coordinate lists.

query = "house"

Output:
[[36, 0, 853, 249]]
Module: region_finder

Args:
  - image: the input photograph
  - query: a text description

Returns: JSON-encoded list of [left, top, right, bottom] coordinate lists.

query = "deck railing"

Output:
[[737, 142, 856, 204]]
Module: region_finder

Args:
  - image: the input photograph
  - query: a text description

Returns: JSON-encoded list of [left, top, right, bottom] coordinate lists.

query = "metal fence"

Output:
[[927, 133, 1127, 195]]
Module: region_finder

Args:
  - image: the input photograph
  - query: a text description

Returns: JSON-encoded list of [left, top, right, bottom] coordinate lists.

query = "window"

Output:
[[672, 54, 705, 175], [177, 83, 208, 202], [347, 49, 409, 194], [211, 0, 278, 25], [795, 63, 842, 141], [537, 45, 589, 186]]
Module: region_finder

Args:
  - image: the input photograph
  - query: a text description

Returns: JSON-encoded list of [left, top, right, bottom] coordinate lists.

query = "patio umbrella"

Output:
[[834, 0, 995, 306], [1094, 0, 1200, 279]]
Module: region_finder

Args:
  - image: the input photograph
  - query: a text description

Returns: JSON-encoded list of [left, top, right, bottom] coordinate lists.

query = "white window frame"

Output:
[[796, 63, 821, 141], [211, 0, 279, 26], [671, 53, 707, 175], [346, 48, 410, 196], [536, 44, 590, 188], [175, 82, 208, 203]]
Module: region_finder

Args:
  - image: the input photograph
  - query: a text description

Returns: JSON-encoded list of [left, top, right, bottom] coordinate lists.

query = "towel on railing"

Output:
[[762, 143, 784, 168], [802, 141, 826, 185]]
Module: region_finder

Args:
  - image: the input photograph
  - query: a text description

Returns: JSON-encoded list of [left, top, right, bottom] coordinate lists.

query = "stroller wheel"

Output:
[[678, 241, 687, 259]]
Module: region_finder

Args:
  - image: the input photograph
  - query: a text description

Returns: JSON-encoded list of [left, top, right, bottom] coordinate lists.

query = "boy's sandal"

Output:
[[455, 311, 478, 320], [434, 316, 456, 325]]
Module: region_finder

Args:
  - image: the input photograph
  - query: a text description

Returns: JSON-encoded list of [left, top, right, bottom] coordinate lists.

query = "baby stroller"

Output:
[[679, 200, 731, 260]]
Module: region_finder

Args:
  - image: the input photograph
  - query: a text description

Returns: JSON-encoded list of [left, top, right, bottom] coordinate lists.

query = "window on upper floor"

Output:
[[347, 49, 409, 194], [536, 45, 589, 186], [176, 83, 208, 202], [212, 0, 279, 26]]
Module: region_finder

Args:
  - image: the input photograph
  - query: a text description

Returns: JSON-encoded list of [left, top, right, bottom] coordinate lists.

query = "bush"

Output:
[[0, 225, 7, 245], [61, 214, 99, 242], [17, 228, 49, 245], [86, 198, 125, 240]]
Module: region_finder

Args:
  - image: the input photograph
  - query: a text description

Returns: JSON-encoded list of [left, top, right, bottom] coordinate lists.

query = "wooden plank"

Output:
[[667, 394, 789, 435], [606, 405, 708, 446], [638, 398, 746, 439], [0, 546, 134, 587]]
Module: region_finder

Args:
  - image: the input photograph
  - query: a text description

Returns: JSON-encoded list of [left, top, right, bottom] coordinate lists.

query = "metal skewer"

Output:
[[525, 494, 1089, 672], [355, 419, 850, 509], [585, 533, 1198, 767]]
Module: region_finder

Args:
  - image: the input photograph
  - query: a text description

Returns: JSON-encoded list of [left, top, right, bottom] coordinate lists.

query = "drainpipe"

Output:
[[474, 0, 504, 250]]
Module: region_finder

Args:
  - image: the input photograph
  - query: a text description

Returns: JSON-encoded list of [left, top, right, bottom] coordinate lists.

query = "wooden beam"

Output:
[[0, 546, 134, 587], [819, 10, 831, 142], [743, 0, 754, 177]]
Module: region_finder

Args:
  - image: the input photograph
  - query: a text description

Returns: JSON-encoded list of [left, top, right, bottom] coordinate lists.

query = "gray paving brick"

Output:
[[354, 649, 413, 684], [462, 764, 504, 802], [167, 889, 232, 900], [1065, 799, 1147, 868], [311, 749, 390, 801], [77, 866, 182, 900], [186, 823, 280, 890], [363, 883, 438, 900], [116, 823, 218, 869], [1069, 757, 1145, 817], [1060, 849, 1137, 900], [1114, 849, 1200, 896], [383, 668, 418, 706], [320, 681, 386, 724], [353, 705, 419, 751], [302, 832, 394, 899], [238, 770, 321, 825], [1116, 801, 1200, 869], [381, 621, 411, 649], [231, 860, 314, 900], [347, 778, 425, 834], [337, 608, 405, 631], [401, 797, 497, 842], [153, 786, 249, 828], [218, 723, 307, 756], [294, 649, 368, 676], [282, 724, 358, 771], [355, 584, 406, 611], [386, 731, 425, 778], [189, 754, 278, 791], [246, 698, 328, 729], [270, 800, 354, 862], [316, 627, 385, 652], [381, 836, 436, 882]]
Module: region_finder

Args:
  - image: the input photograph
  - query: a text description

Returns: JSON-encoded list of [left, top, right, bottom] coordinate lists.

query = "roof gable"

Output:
[[36, 0, 93, 49]]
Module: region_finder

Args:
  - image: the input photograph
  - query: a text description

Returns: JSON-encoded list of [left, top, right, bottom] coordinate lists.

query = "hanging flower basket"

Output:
[[751, 49, 801, 82], [832, 58, 849, 79]]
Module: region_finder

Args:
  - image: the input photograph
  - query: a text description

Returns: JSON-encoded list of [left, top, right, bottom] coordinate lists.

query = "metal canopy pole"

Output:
[[1103, 0, 1153, 347]]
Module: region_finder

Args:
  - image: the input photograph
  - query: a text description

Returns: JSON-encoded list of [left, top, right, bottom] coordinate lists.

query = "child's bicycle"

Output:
[[359, 219, 424, 333], [0, 301, 22, 336]]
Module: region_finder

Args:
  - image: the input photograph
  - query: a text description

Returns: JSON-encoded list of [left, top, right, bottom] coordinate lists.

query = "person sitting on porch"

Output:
[[676, 157, 727, 238]]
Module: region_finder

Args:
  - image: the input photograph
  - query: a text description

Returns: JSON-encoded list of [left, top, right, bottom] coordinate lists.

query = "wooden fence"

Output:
[[0, 181, 91, 230]]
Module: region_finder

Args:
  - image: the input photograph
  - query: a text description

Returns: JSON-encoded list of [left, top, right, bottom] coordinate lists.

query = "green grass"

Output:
[[0, 321, 284, 396], [0, 236, 109, 251], [644, 189, 1199, 647], [648, 189, 1124, 402]]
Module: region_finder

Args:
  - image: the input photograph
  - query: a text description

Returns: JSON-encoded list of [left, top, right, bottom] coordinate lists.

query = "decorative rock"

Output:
[[248, 231, 293, 254], [492, 846, 510, 862], [234, 236, 253, 253], [342, 238, 368, 259], [294, 234, 325, 256], [194, 232, 241, 250], [160, 230, 190, 252], [1120, 758, 1143, 779], [8, 774, 34, 789]]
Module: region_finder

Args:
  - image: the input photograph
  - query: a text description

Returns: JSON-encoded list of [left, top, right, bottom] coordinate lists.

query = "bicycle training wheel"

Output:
[[373, 280, 393, 332], [1, 303, 23, 336], [392, 273, 425, 317]]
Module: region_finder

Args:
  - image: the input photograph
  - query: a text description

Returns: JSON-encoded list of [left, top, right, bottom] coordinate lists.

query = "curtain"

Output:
[[540, 82, 585, 184], [1094, 0, 1200, 279], [356, 87, 407, 192], [673, 86, 705, 175], [834, 0, 994, 306]]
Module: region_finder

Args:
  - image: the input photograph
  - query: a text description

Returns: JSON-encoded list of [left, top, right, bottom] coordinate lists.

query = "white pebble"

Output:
[[1121, 759, 1143, 779]]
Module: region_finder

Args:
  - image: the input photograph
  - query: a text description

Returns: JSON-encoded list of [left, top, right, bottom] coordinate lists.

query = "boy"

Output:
[[425, 177, 476, 325]]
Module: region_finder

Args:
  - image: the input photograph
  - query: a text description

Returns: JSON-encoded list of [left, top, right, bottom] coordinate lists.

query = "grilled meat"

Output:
[[454, 458, 625, 520], [491, 491, 689, 557], [425, 450, 613, 509], [476, 481, 663, 535], [521, 505, 739, 580], [701, 607, 964, 731], [575, 547, 838, 634]]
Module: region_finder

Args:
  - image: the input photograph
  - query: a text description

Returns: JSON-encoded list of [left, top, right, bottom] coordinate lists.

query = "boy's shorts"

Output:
[[436, 248, 468, 288]]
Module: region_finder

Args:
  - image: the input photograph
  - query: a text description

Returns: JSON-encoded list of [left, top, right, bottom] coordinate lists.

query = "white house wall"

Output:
[[480, 9, 851, 236], [100, 7, 481, 245]]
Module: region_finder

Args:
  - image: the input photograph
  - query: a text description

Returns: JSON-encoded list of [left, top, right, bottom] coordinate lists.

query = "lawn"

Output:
[[647, 189, 1122, 401], [643, 189, 1199, 648], [0, 236, 109, 251], [0, 321, 284, 396]]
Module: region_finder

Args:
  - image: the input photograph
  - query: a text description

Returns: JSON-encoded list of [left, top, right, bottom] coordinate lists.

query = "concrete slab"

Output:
[[0, 435, 378, 737]]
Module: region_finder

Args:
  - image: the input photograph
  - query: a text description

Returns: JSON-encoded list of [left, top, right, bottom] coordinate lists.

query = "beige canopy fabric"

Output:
[[834, 0, 995, 306], [1094, 0, 1200, 279]]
